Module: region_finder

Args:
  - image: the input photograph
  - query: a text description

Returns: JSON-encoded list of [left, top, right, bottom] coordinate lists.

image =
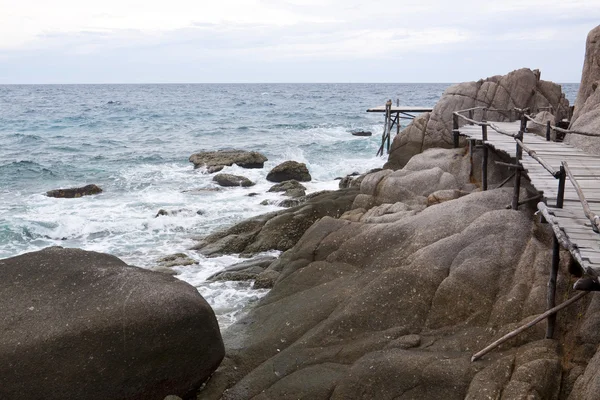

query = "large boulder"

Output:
[[385, 68, 570, 169], [266, 161, 312, 182], [213, 173, 255, 187], [0, 247, 224, 400], [189, 150, 268, 170], [192, 188, 359, 257], [565, 25, 600, 155], [46, 184, 103, 198]]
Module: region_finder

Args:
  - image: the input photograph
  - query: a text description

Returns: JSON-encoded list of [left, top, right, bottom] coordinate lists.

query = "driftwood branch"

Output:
[[471, 291, 589, 362], [563, 162, 600, 233]]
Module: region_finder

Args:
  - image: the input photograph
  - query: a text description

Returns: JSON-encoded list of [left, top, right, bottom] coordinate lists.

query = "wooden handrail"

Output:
[[563, 162, 600, 233], [516, 139, 558, 176]]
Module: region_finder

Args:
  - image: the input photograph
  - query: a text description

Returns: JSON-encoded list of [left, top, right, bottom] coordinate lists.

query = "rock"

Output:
[[427, 189, 469, 206], [385, 68, 570, 169], [566, 25, 600, 155], [182, 187, 222, 194], [212, 173, 255, 187], [266, 161, 312, 182], [254, 269, 280, 289], [268, 180, 307, 198], [207, 256, 277, 282], [339, 173, 365, 189], [260, 199, 272, 206], [277, 198, 303, 208], [46, 184, 103, 198], [157, 253, 197, 267], [189, 150, 268, 170], [0, 247, 224, 400], [207, 165, 224, 173], [284, 188, 306, 198], [350, 131, 372, 136], [192, 188, 359, 257], [155, 208, 198, 218], [526, 111, 555, 138], [247, 192, 259, 197], [151, 265, 180, 275]]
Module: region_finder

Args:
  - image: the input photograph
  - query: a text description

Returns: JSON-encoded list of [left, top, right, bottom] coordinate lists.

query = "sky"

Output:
[[0, 0, 598, 83]]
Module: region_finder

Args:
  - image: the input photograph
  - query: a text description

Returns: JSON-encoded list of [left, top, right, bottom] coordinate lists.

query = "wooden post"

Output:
[[557, 165, 566, 208], [546, 235, 560, 338], [468, 109, 474, 125], [546, 121, 552, 141], [385, 100, 392, 154], [509, 108, 515, 122], [481, 108, 488, 191], [453, 113, 459, 148], [512, 130, 523, 210]]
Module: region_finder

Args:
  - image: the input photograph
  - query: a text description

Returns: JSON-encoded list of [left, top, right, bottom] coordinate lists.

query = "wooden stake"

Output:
[[471, 291, 589, 362], [481, 109, 488, 191], [453, 113, 459, 148], [546, 235, 560, 338]]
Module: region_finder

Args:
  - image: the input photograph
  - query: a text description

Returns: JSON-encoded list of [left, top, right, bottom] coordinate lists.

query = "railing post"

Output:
[[385, 99, 392, 154], [509, 108, 515, 122], [481, 108, 488, 191], [547, 165, 565, 339], [512, 130, 523, 210], [468, 109, 474, 125], [546, 121, 552, 142], [453, 113, 459, 148]]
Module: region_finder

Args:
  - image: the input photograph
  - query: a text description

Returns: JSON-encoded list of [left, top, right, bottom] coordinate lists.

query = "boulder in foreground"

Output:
[[266, 161, 311, 182], [46, 184, 102, 198], [189, 150, 267, 170], [0, 247, 224, 400]]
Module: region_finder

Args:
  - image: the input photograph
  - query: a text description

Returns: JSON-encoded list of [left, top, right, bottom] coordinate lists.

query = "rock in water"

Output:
[[351, 131, 372, 136], [266, 161, 312, 182], [0, 247, 224, 400], [46, 184, 103, 198], [212, 173, 255, 187], [189, 150, 268, 170]]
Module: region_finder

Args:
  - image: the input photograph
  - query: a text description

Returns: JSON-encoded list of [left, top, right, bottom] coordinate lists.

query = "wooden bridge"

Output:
[[451, 106, 600, 360]]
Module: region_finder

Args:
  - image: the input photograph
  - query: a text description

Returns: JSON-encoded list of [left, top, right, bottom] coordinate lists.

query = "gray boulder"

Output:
[[189, 150, 267, 170], [157, 252, 197, 267], [566, 25, 600, 155], [268, 180, 307, 197], [0, 247, 224, 400], [266, 161, 312, 182], [385, 68, 570, 169], [207, 256, 277, 282], [46, 184, 103, 198], [213, 173, 255, 187]]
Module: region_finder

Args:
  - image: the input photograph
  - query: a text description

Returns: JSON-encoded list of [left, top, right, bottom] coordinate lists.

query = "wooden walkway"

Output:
[[458, 121, 600, 274]]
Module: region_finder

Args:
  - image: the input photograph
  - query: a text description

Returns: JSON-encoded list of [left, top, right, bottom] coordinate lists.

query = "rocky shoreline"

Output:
[[1, 25, 599, 400]]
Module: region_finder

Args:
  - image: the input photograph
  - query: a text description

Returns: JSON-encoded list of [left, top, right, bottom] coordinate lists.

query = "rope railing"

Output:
[[525, 113, 600, 137]]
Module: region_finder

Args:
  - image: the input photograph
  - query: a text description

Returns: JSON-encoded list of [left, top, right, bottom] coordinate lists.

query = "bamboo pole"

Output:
[[563, 162, 600, 233], [537, 202, 585, 267], [515, 139, 557, 177], [471, 291, 589, 362]]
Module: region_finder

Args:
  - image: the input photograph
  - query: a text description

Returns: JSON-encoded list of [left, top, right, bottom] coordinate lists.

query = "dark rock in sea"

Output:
[[46, 184, 103, 198], [278, 198, 303, 208], [268, 180, 307, 198], [189, 150, 268, 170], [207, 256, 277, 282], [155, 208, 199, 218], [193, 187, 358, 257], [266, 161, 311, 182], [350, 130, 372, 136], [157, 253, 197, 268], [339, 172, 364, 189], [182, 187, 222, 194], [247, 192, 259, 197], [0, 247, 223, 400], [213, 173, 255, 187]]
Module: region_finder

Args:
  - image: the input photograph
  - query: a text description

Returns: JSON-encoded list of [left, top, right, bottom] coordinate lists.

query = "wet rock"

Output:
[[189, 150, 268, 170], [182, 187, 222, 194], [350, 131, 372, 136], [278, 198, 303, 208], [247, 192, 259, 197], [0, 247, 224, 400], [268, 180, 307, 197], [157, 253, 197, 268], [253, 269, 281, 289], [151, 265, 180, 276], [207, 256, 277, 282], [155, 208, 198, 218], [46, 184, 103, 198], [426, 189, 469, 206], [266, 161, 312, 182], [212, 173, 255, 188]]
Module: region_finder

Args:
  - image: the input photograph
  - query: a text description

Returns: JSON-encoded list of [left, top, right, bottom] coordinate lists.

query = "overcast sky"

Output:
[[0, 0, 598, 84]]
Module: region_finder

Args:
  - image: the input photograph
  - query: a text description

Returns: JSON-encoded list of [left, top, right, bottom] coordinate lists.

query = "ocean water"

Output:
[[0, 82, 579, 327]]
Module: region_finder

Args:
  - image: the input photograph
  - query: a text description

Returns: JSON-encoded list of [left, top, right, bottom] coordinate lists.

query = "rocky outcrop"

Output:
[[0, 247, 224, 400], [207, 256, 277, 282], [566, 25, 600, 155], [192, 188, 359, 257], [385, 68, 570, 169], [213, 173, 255, 187], [157, 252, 197, 267], [46, 184, 103, 198], [266, 161, 312, 182], [189, 150, 268, 170]]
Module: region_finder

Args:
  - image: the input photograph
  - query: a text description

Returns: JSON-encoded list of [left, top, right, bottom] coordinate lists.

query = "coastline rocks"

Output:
[[268, 180, 307, 198], [385, 68, 570, 169], [192, 187, 359, 257], [566, 25, 600, 155], [207, 256, 277, 282], [157, 253, 197, 268], [0, 247, 224, 400], [350, 131, 372, 136], [46, 184, 102, 198], [266, 161, 312, 182], [212, 173, 255, 187], [189, 150, 268, 170]]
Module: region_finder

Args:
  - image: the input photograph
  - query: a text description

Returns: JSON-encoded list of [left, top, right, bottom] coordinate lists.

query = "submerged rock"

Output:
[[46, 184, 103, 198], [0, 247, 224, 400], [157, 253, 197, 268], [350, 131, 372, 136], [212, 173, 255, 187], [266, 161, 311, 182], [189, 150, 267, 170]]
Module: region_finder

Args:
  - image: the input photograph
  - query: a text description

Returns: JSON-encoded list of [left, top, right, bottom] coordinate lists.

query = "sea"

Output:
[[0, 83, 579, 328]]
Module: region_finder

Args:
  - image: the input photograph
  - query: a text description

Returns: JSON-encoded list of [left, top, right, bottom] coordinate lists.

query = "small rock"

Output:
[[207, 256, 276, 282], [266, 161, 311, 183], [213, 174, 255, 188], [268, 180, 307, 193], [351, 131, 372, 136], [157, 253, 197, 268], [150, 266, 180, 276], [254, 269, 280, 289], [284, 188, 306, 198], [189, 150, 268, 170], [182, 187, 222, 194], [163, 396, 183, 400], [46, 184, 103, 198], [247, 192, 259, 197], [206, 165, 224, 174], [278, 198, 303, 208]]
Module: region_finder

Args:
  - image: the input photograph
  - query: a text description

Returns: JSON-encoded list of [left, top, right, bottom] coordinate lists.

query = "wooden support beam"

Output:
[[546, 121, 552, 142], [494, 161, 524, 170], [512, 130, 524, 210], [546, 235, 560, 338], [471, 291, 589, 362], [482, 108, 488, 191], [453, 113, 459, 148], [496, 172, 516, 189]]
